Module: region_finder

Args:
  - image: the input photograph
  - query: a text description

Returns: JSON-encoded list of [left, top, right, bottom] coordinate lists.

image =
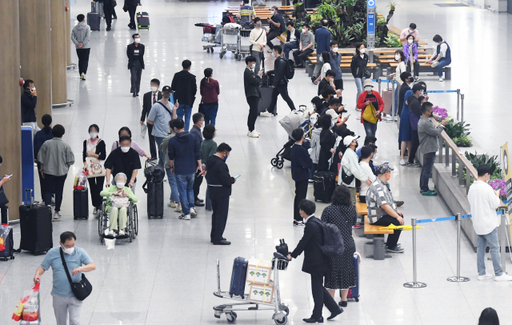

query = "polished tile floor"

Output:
[[1, 0, 512, 324]]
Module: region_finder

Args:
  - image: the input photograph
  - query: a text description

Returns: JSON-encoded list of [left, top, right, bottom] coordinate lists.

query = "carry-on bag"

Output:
[[91, 1, 104, 17], [137, 11, 150, 29], [19, 189, 53, 255], [347, 252, 361, 301], [73, 189, 89, 220], [0, 225, 14, 261], [229, 256, 248, 298], [381, 83, 393, 115], [145, 181, 164, 219], [87, 12, 100, 31], [312, 171, 336, 203], [258, 74, 275, 114]]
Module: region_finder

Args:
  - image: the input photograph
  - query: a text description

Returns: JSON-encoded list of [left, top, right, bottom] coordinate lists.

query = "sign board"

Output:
[[501, 143, 512, 218], [367, 0, 376, 49]]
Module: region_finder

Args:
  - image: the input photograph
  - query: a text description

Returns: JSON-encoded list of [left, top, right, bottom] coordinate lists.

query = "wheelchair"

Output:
[[97, 198, 139, 244]]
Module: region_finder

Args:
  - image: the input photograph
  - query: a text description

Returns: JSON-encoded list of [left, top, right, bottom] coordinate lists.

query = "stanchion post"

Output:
[[461, 93, 465, 122], [378, 78, 381, 93], [404, 218, 427, 289], [456, 89, 460, 121], [447, 213, 470, 282]]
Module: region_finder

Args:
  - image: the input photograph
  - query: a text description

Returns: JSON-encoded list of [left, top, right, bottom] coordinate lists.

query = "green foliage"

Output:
[[384, 33, 401, 47], [444, 120, 471, 139], [453, 134, 472, 147], [294, 2, 303, 6], [331, 22, 355, 47], [388, 1, 398, 11], [465, 151, 502, 177], [317, 2, 339, 23]]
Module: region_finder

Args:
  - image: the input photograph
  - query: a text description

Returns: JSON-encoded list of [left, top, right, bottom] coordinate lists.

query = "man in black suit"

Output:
[[123, 0, 140, 29], [126, 33, 145, 97], [140, 78, 162, 159], [205, 143, 236, 245], [288, 200, 343, 323]]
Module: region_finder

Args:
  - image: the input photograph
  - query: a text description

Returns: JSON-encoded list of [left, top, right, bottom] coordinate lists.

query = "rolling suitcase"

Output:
[[258, 74, 275, 114], [137, 11, 150, 29], [347, 252, 361, 301], [229, 257, 248, 298], [312, 171, 336, 203], [19, 189, 53, 255], [91, 1, 103, 18], [0, 225, 15, 261], [73, 189, 89, 220], [381, 83, 393, 115], [87, 12, 100, 31], [146, 181, 164, 219]]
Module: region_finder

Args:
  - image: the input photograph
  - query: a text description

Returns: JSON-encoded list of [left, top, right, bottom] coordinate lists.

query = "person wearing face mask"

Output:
[[190, 113, 206, 206], [147, 85, 179, 167], [140, 78, 162, 159], [105, 136, 141, 192], [199, 68, 220, 125], [126, 33, 145, 97], [329, 42, 344, 98], [238, 0, 255, 27], [403, 35, 420, 80], [350, 43, 369, 109], [293, 23, 315, 68], [160, 120, 181, 212], [339, 136, 371, 205], [283, 22, 300, 59], [397, 71, 413, 117], [111, 126, 151, 159], [34, 231, 96, 325], [388, 50, 406, 116], [366, 163, 404, 253], [356, 79, 384, 137], [311, 19, 331, 83], [428, 34, 451, 82], [398, 83, 414, 166], [249, 18, 267, 76], [358, 146, 377, 203], [317, 115, 336, 172], [313, 51, 332, 86], [82, 124, 106, 216], [244, 56, 263, 138], [266, 6, 285, 52], [405, 83, 426, 168], [317, 69, 336, 96], [417, 102, 449, 196], [171, 59, 198, 132], [290, 128, 313, 226], [205, 143, 236, 245], [34, 114, 54, 201], [20, 79, 40, 136], [100, 173, 138, 236], [399, 23, 419, 44]]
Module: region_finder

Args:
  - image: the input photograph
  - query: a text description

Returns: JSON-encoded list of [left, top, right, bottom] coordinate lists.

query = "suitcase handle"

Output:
[[24, 189, 33, 206]]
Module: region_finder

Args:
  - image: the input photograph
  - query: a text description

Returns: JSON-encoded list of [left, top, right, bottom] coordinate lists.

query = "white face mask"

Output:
[[61, 245, 75, 255], [134, 38, 140, 43], [332, 47, 339, 53], [121, 146, 130, 153], [365, 86, 372, 92], [303, 29, 308, 34], [394, 54, 400, 61], [408, 39, 413, 44], [272, 52, 276, 58], [151, 86, 158, 92], [360, 48, 366, 54], [373, 153, 378, 160], [116, 182, 125, 189], [89, 132, 98, 139]]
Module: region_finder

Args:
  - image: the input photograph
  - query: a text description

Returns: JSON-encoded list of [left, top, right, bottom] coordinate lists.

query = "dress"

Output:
[[398, 90, 413, 143], [322, 204, 357, 290]]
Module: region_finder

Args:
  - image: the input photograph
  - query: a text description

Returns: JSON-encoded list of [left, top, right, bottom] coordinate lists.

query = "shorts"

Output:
[[334, 79, 344, 90]]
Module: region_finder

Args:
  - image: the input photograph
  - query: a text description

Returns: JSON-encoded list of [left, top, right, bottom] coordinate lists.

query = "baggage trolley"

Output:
[[220, 23, 242, 60], [239, 29, 252, 59], [213, 252, 290, 324], [195, 23, 222, 53]]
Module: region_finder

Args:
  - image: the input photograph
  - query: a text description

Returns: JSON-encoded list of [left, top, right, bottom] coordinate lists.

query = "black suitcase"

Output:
[[146, 181, 164, 219], [312, 171, 336, 203], [0, 226, 15, 261], [19, 189, 53, 255], [229, 256, 248, 298], [258, 74, 276, 113], [87, 12, 100, 31], [73, 189, 89, 220], [137, 11, 150, 29]]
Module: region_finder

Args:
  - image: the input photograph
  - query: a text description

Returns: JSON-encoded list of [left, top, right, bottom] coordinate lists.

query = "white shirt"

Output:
[[320, 63, 331, 80], [304, 214, 315, 223], [468, 180, 501, 235], [289, 29, 297, 42], [438, 43, 448, 58], [395, 61, 407, 85], [339, 148, 369, 188], [359, 161, 376, 196]]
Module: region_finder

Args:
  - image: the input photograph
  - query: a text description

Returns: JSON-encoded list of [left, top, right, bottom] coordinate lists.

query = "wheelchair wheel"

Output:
[[133, 205, 139, 236]]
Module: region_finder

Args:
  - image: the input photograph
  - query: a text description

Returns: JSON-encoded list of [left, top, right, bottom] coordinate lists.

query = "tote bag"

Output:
[[362, 104, 378, 124]]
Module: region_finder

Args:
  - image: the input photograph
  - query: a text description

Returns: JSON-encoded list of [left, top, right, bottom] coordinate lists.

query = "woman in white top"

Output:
[[313, 51, 332, 85], [358, 146, 377, 203], [339, 135, 371, 204], [388, 50, 406, 117]]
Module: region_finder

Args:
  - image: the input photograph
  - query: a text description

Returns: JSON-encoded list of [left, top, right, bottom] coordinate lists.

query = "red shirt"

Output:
[[357, 90, 384, 123]]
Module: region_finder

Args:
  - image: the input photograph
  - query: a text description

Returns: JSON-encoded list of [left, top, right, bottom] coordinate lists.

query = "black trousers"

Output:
[[294, 180, 308, 221], [76, 48, 91, 75], [371, 215, 402, 248], [266, 30, 281, 50], [103, 3, 113, 28], [43, 174, 67, 212], [268, 84, 295, 114], [406, 60, 420, 77], [88, 176, 105, 209], [130, 61, 142, 94], [127, 5, 137, 27], [0, 205, 7, 224], [147, 123, 157, 159], [193, 172, 203, 201], [246, 96, 259, 132], [408, 130, 419, 164], [37, 164, 46, 201], [211, 195, 230, 242], [293, 48, 314, 67], [310, 269, 338, 319]]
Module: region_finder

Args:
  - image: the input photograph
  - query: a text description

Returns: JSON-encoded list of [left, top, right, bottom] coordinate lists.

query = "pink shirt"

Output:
[[111, 140, 146, 157], [400, 28, 419, 42]]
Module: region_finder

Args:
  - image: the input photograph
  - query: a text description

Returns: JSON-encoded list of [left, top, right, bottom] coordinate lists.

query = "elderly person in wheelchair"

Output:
[[100, 172, 138, 237]]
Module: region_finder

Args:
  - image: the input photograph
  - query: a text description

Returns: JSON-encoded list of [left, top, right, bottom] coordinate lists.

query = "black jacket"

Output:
[[350, 53, 369, 78], [21, 92, 37, 123], [286, 29, 301, 43], [205, 155, 235, 200], [244, 67, 261, 98], [171, 70, 197, 106], [317, 129, 336, 171], [291, 216, 330, 274], [123, 0, 139, 11], [291, 144, 313, 182], [398, 83, 410, 116], [140, 91, 162, 122], [82, 139, 107, 162], [34, 127, 53, 159], [126, 43, 145, 70], [268, 56, 287, 87]]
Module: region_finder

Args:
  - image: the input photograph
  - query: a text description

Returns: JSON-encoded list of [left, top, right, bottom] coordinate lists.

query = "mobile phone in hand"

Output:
[[234, 174, 241, 179], [6, 174, 13, 178]]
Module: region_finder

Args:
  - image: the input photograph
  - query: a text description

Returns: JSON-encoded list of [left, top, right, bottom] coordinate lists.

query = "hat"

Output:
[[162, 85, 172, 93], [325, 109, 338, 120], [343, 135, 360, 147], [363, 79, 374, 88], [376, 162, 394, 175]]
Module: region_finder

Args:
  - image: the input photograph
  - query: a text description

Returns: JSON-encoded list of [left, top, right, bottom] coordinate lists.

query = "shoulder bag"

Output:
[[60, 248, 92, 301], [341, 165, 355, 185], [362, 104, 378, 124], [157, 101, 173, 117], [0, 186, 8, 206]]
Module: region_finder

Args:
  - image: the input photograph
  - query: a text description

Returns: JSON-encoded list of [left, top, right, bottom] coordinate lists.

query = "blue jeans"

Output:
[[355, 77, 364, 104], [363, 120, 378, 137], [176, 173, 195, 215], [154, 136, 164, 168], [177, 104, 192, 131], [437, 58, 451, 77], [203, 103, 219, 125], [283, 41, 298, 59], [420, 152, 436, 192], [477, 228, 503, 276], [165, 168, 180, 203]]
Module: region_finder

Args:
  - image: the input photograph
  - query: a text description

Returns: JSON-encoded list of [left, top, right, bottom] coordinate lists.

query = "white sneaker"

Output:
[[104, 229, 110, 236], [118, 230, 126, 236], [179, 214, 191, 220], [175, 204, 182, 212], [439, 77, 444, 82], [478, 274, 493, 281], [190, 207, 197, 217], [248, 130, 260, 138], [108, 230, 115, 237], [52, 212, 62, 222], [168, 200, 177, 208], [80, 73, 86, 80], [260, 111, 274, 117], [494, 273, 512, 281], [399, 159, 407, 166]]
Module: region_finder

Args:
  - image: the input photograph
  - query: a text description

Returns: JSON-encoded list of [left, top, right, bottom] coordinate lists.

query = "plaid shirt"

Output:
[[367, 178, 397, 224]]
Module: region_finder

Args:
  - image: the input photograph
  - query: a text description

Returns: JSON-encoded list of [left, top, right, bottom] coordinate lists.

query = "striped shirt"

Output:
[[367, 178, 397, 224]]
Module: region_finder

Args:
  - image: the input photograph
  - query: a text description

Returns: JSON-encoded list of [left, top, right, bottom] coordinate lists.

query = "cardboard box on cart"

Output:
[[246, 259, 272, 285], [248, 283, 274, 304]]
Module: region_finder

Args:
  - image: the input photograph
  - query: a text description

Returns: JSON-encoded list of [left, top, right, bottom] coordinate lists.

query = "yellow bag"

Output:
[[362, 104, 378, 124]]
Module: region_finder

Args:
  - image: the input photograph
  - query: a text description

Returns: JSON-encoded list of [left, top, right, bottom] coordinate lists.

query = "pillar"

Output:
[[0, 0, 22, 221], [19, 0, 52, 128], [50, 0, 68, 105], [65, 0, 72, 66]]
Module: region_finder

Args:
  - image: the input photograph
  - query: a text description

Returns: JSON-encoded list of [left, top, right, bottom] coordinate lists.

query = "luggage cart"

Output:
[[213, 252, 290, 324], [220, 23, 242, 60], [239, 29, 252, 60], [195, 23, 222, 53]]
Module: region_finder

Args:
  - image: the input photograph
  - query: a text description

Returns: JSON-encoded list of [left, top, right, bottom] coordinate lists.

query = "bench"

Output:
[[364, 215, 393, 260], [387, 25, 428, 46], [388, 62, 451, 79]]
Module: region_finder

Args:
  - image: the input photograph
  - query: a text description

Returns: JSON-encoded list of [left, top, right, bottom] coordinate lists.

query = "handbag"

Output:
[[0, 186, 8, 206], [85, 157, 106, 178], [363, 68, 371, 79], [431, 61, 439, 68], [198, 100, 205, 114], [59, 248, 92, 301], [362, 104, 378, 124], [341, 166, 355, 185]]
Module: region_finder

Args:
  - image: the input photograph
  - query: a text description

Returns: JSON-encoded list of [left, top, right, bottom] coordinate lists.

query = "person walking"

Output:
[[469, 164, 512, 282], [171, 59, 197, 131], [288, 199, 343, 323], [123, 0, 140, 30], [292, 23, 315, 68], [200, 68, 220, 125], [322, 185, 357, 307], [428, 34, 451, 82], [244, 56, 263, 138], [160, 120, 181, 212], [190, 113, 205, 206], [260, 45, 296, 117], [201, 124, 217, 211], [311, 19, 331, 82], [21, 79, 40, 136], [34, 114, 53, 201], [126, 33, 145, 97], [290, 128, 313, 227], [356, 79, 384, 137], [104, 136, 142, 191], [82, 124, 106, 217], [266, 6, 285, 51], [249, 18, 267, 75], [205, 143, 236, 245], [33, 231, 96, 325], [329, 41, 343, 98], [339, 135, 371, 204], [37, 125, 75, 222], [71, 14, 91, 80], [350, 43, 369, 108], [140, 78, 162, 159], [417, 101, 448, 196]]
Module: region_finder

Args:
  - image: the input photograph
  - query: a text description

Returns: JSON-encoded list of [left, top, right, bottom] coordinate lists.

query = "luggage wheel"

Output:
[[226, 311, 237, 323]]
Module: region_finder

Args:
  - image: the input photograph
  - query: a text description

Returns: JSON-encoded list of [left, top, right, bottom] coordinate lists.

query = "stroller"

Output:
[[270, 106, 311, 169]]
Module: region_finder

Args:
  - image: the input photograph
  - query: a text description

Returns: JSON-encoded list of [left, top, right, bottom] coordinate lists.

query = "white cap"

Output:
[[343, 135, 360, 147]]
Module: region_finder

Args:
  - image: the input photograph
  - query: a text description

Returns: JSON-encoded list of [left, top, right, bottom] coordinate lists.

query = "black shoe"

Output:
[[198, 198, 204, 203], [339, 300, 347, 307], [293, 220, 305, 227], [106, 26, 111, 31], [212, 239, 231, 245], [132, 93, 136, 97], [195, 200, 205, 207], [113, 16, 117, 19], [395, 200, 404, 207], [327, 308, 343, 320], [303, 317, 323, 323]]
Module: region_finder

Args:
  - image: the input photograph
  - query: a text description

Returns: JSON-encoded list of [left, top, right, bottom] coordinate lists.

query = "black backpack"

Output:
[[285, 59, 295, 79], [275, 238, 289, 256], [320, 222, 345, 257], [143, 159, 165, 183]]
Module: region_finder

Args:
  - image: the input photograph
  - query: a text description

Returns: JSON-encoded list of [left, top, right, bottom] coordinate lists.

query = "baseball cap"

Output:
[[376, 162, 394, 175], [162, 85, 172, 93], [343, 135, 360, 147]]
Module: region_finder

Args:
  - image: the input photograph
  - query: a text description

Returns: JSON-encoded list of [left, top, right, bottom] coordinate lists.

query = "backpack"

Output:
[[320, 222, 345, 257], [285, 59, 295, 79]]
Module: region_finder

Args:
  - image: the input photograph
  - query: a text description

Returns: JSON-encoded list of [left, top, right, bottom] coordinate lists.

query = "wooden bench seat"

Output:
[[378, 54, 429, 59], [355, 202, 368, 216], [364, 215, 394, 235]]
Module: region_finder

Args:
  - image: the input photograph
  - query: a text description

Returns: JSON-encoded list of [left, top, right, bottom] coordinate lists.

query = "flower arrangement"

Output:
[[489, 178, 507, 200], [432, 106, 448, 122]]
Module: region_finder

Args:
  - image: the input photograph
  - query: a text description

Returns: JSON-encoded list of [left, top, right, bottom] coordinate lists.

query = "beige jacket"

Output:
[[250, 28, 267, 52]]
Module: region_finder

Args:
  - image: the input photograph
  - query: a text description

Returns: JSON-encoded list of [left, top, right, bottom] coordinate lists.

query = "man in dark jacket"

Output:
[[205, 143, 236, 245], [288, 200, 343, 323], [311, 19, 331, 81], [397, 72, 413, 116], [123, 0, 140, 29], [283, 22, 300, 59], [21, 79, 39, 135], [244, 56, 263, 138], [290, 128, 313, 226], [168, 118, 202, 221], [266, 6, 285, 50], [171, 59, 197, 132], [140, 78, 162, 159], [407, 83, 425, 167], [126, 33, 145, 97], [260, 46, 296, 117], [34, 114, 53, 201], [190, 113, 205, 206]]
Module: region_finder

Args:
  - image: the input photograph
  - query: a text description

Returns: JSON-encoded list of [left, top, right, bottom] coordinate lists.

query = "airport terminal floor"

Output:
[[2, 0, 512, 324]]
